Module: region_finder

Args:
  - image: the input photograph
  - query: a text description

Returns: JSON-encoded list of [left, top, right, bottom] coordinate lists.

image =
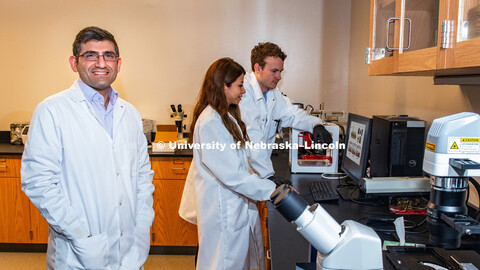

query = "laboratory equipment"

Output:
[[341, 113, 430, 195], [341, 113, 373, 187], [370, 115, 426, 177], [422, 112, 480, 248], [10, 123, 28, 145], [170, 104, 188, 143], [142, 119, 153, 144], [21, 125, 29, 145], [305, 103, 348, 123], [362, 176, 430, 194], [289, 124, 340, 173], [271, 184, 383, 270]]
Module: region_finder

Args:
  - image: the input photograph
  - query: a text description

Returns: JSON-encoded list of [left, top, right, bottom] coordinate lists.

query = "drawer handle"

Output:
[[172, 168, 185, 171], [266, 249, 271, 260], [173, 159, 184, 164], [0, 165, 7, 169]]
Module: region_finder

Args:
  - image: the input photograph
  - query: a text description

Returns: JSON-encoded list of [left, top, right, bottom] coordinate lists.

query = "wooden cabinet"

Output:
[[150, 156, 198, 246], [367, 0, 480, 76], [0, 153, 198, 247], [0, 155, 48, 243]]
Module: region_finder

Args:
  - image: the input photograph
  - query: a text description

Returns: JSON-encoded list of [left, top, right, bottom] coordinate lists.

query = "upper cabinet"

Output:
[[367, 0, 480, 76]]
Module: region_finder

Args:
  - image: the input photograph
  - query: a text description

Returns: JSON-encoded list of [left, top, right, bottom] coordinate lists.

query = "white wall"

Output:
[[0, 0, 351, 130]]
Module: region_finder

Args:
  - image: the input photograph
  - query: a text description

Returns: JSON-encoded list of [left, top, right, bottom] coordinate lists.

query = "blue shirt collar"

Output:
[[77, 78, 118, 108]]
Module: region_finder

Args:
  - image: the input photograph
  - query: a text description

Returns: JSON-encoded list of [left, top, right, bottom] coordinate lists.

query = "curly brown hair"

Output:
[[250, 42, 287, 71]]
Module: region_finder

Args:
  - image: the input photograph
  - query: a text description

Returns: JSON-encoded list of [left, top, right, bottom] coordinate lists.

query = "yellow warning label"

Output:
[[461, 138, 480, 143], [450, 141, 459, 149], [426, 142, 436, 152]]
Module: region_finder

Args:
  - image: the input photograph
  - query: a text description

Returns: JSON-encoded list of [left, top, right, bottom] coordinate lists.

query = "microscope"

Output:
[[170, 104, 188, 143], [422, 112, 480, 248], [271, 185, 383, 270]]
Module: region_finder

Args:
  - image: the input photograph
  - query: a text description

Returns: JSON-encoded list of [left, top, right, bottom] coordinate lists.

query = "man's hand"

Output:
[[268, 176, 292, 187], [312, 125, 333, 145]]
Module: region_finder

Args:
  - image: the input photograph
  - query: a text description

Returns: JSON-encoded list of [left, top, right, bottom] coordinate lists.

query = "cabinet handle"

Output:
[[0, 165, 7, 169], [386, 17, 411, 52], [266, 249, 271, 260], [173, 158, 184, 164], [172, 168, 185, 171], [151, 232, 155, 242]]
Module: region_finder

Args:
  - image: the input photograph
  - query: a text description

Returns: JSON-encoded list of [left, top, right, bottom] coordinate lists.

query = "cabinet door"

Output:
[[151, 179, 198, 246], [452, 0, 480, 68], [0, 178, 32, 243], [368, 0, 444, 75]]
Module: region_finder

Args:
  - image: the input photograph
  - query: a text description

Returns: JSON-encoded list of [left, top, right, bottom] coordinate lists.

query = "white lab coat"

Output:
[[179, 106, 276, 270], [21, 80, 155, 270], [239, 72, 322, 178]]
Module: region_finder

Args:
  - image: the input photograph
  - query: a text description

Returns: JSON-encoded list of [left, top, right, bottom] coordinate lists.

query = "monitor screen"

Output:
[[341, 113, 372, 187]]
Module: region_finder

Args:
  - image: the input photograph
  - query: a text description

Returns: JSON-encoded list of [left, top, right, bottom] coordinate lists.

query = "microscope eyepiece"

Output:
[[272, 186, 308, 222]]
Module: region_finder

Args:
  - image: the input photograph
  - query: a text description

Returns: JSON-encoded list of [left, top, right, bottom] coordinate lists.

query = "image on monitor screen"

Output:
[[341, 113, 372, 187]]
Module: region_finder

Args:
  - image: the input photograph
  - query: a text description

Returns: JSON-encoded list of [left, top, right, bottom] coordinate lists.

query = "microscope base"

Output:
[[316, 220, 383, 270]]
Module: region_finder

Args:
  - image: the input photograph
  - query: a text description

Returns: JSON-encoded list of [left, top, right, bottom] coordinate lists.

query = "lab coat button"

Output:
[[116, 172, 120, 176]]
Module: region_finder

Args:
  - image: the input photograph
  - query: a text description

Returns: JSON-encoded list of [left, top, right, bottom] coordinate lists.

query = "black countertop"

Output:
[[0, 143, 24, 155]]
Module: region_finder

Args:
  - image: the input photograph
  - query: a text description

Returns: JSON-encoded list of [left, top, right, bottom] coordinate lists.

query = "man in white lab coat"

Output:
[[21, 26, 154, 270], [239, 42, 333, 179]]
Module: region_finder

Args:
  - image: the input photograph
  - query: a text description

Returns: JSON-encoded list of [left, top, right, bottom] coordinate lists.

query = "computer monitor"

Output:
[[341, 113, 372, 187]]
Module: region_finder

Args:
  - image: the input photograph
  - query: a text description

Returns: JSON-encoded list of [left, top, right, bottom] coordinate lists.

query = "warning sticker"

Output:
[[425, 142, 436, 152], [450, 141, 459, 149], [448, 137, 480, 153]]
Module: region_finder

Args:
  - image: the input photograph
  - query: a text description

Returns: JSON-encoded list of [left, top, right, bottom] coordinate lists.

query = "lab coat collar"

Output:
[[248, 72, 267, 102], [66, 79, 126, 139], [67, 80, 88, 102]]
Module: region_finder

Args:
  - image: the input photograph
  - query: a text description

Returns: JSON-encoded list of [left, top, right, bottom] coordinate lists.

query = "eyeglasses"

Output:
[[78, 51, 118, 61]]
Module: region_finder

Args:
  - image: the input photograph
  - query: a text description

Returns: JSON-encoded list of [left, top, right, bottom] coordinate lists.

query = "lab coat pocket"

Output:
[[69, 233, 110, 269], [226, 195, 248, 232]]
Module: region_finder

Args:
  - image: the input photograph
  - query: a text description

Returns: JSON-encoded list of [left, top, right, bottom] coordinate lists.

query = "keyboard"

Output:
[[309, 181, 340, 202]]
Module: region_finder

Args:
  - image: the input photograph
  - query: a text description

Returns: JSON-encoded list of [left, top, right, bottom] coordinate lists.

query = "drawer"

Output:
[[151, 157, 192, 179], [0, 155, 21, 178]]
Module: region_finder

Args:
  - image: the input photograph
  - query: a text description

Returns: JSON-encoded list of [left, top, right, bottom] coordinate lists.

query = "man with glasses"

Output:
[[21, 26, 154, 269]]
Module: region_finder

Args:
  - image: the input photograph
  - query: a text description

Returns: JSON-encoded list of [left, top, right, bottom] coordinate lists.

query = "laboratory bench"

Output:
[[0, 141, 196, 254], [268, 149, 480, 270]]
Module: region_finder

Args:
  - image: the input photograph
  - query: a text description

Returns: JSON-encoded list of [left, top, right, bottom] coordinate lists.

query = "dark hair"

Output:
[[250, 42, 287, 71], [72, 26, 119, 57], [190, 58, 249, 145]]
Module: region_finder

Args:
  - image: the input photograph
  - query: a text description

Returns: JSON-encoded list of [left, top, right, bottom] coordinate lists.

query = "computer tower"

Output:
[[370, 115, 426, 177]]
